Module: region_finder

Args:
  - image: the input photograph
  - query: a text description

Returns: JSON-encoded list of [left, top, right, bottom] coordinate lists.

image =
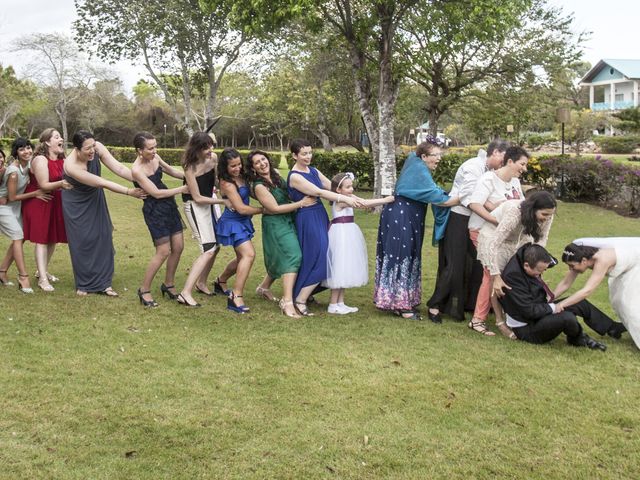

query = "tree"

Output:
[[0, 65, 41, 137], [401, 0, 584, 135], [13, 33, 107, 143], [75, 0, 249, 136], [613, 107, 640, 134]]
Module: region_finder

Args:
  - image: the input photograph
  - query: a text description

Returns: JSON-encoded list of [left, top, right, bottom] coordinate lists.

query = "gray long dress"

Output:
[[62, 154, 114, 292]]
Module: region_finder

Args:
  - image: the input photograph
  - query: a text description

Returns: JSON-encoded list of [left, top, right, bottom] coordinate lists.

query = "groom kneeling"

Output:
[[499, 243, 607, 350]]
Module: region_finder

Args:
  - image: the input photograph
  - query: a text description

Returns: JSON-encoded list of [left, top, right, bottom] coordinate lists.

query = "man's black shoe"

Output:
[[607, 322, 626, 340], [585, 335, 607, 351]]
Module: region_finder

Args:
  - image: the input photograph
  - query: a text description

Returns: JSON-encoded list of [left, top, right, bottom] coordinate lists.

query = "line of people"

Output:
[[373, 136, 638, 351], [1, 130, 638, 351]]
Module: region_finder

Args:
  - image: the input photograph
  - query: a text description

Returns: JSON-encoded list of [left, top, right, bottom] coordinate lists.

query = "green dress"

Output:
[[254, 178, 302, 279]]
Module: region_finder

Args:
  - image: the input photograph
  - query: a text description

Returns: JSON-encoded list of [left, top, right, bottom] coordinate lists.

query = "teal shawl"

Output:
[[395, 152, 451, 244]]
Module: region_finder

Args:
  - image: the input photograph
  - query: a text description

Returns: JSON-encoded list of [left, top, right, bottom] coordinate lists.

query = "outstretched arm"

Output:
[[220, 180, 263, 215], [66, 160, 144, 198], [132, 165, 187, 199], [159, 157, 185, 179], [557, 261, 609, 309], [254, 184, 315, 214], [96, 142, 134, 182], [289, 173, 362, 207]]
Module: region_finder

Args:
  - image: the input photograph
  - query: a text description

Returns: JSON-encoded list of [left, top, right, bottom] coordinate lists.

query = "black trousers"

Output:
[[513, 299, 615, 344], [427, 212, 483, 320]]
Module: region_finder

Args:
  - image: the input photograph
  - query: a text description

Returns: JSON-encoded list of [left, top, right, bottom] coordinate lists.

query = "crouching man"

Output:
[[499, 243, 608, 351]]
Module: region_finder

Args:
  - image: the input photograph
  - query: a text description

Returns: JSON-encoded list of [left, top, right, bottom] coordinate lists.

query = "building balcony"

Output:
[[592, 101, 636, 111]]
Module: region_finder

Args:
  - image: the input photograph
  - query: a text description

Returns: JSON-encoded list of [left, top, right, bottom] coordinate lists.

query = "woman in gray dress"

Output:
[[62, 130, 145, 296]]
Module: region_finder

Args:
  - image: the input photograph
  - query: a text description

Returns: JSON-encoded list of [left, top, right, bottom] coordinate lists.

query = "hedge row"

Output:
[[285, 151, 468, 189], [105, 147, 259, 166], [593, 135, 640, 154]]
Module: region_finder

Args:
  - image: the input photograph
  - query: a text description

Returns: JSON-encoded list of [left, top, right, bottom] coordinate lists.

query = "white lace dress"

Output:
[[326, 204, 369, 289], [574, 237, 640, 350], [477, 199, 554, 275]]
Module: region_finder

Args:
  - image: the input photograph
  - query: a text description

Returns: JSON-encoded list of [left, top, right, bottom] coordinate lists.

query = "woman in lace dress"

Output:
[[471, 191, 556, 336]]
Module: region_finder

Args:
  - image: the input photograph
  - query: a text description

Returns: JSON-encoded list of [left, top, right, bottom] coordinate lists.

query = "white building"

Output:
[[580, 59, 640, 111]]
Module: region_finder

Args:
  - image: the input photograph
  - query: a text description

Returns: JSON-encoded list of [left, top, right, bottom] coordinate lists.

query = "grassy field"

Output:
[[1, 167, 639, 479]]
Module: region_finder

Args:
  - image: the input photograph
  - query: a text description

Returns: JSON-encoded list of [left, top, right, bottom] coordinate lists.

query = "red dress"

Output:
[[22, 157, 67, 244]]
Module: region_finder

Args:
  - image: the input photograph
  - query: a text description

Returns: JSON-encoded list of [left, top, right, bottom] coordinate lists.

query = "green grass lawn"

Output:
[[1, 167, 639, 479]]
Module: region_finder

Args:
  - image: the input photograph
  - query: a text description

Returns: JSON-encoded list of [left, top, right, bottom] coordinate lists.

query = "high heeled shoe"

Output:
[[279, 299, 301, 318], [195, 284, 215, 296], [177, 293, 201, 307], [34, 271, 59, 283], [256, 286, 278, 302], [37, 279, 55, 292], [213, 277, 230, 295], [227, 292, 249, 314], [17, 274, 34, 294], [0, 269, 14, 286], [160, 283, 178, 300], [137, 288, 158, 307]]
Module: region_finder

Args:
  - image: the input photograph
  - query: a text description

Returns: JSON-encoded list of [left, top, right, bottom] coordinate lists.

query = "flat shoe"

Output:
[[468, 320, 496, 336], [427, 309, 442, 324]]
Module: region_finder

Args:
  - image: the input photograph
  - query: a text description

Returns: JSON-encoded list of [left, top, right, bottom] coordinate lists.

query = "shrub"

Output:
[[286, 150, 467, 189], [594, 135, 640, 154], [527, 155, 640, 215], [105, 147, 258, 166]]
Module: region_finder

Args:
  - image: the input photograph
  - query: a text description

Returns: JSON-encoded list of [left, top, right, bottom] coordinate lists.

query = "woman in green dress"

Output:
[[246, 150, 315, 317]]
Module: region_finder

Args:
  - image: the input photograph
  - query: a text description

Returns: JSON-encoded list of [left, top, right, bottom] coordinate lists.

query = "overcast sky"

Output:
[[1, 0, 638, 95]]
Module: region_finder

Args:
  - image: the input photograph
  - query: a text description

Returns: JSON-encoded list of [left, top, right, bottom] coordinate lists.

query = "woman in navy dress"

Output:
[[131, 132, 188, 307], [215, 148, 264, 313], [373, 138, 459, 319], [286, 139, 361, 316]]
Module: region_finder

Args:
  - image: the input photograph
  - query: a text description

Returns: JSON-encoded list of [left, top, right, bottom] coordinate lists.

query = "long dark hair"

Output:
[[520, 191, 556, 242], [245, 150, 282, 190], [562, 243, 599, 263], [182, 132, 214, 170], [217, 147, 244, 187]]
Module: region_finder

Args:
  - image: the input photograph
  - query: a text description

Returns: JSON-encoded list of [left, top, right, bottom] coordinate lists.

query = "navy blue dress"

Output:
[[287, 167, 330, 298], [134, 166, 183, 245], [215, 184, 255, 247]]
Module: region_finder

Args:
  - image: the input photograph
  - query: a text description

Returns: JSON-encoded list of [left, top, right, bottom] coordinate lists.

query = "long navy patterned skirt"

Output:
[[373, 196, 426, 311]]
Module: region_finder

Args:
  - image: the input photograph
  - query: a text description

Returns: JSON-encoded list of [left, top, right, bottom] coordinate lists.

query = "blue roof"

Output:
[[581, 59, 640, 83]]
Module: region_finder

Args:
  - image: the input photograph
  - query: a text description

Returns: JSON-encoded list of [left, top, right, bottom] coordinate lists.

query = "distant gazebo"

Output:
[[580, 59, 640, 111]]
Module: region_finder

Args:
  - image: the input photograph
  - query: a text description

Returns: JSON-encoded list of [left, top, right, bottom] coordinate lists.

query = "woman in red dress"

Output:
[[21, 128, 72, 291]]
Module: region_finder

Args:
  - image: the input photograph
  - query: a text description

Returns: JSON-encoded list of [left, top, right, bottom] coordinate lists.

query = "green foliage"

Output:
[[612, 106, 640, 133], [105, 147, 258, 165], [524, 133, 558, 150], [527, 155, 640, 215], [594, 136, 640, 154]]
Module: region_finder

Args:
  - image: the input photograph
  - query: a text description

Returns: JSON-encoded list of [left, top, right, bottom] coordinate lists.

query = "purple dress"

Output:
[[287, 167, 330, 298]]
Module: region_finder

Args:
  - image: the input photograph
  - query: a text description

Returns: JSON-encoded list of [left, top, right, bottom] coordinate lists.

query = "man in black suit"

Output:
[[499, 243, 614, 350]]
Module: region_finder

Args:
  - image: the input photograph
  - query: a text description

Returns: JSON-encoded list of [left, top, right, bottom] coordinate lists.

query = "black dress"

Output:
[[134, 166, 183, 245]]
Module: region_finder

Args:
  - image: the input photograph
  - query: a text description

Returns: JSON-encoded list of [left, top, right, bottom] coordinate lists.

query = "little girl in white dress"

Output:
[[326, 172, 394, 314]]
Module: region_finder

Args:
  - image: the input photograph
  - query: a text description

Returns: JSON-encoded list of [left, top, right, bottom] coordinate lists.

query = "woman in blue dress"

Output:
[[373, 138, 459, 319], [215, 148, 264, 313], [131, 132, 188, 307], [287, 139, 361, 316]]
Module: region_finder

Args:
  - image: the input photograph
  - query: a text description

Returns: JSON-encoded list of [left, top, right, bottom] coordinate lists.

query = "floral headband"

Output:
[[562, 250, 574, 258], [337, 172, 355, 190]]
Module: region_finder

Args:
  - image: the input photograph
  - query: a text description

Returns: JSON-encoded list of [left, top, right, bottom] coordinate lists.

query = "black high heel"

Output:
[[213, 277, 230, 295], [160, 283, 178, 300], [177, 294, 201, 307], [195, 284, 216, 296], [137, 288, 158, 307]]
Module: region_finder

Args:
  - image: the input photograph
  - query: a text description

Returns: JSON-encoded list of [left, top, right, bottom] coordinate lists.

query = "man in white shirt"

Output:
[[427, 140, 509, 323]]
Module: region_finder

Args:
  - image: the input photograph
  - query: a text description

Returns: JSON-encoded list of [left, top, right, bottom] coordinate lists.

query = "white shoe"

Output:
[[327, 304, 350, 315], [339, 303, 358, 313]]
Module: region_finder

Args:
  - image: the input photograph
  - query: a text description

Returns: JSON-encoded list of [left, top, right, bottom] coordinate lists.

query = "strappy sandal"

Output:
[[98, 287, 119, 297], [294, 301, 315, 316], [38, 280, 55, 292], [468, 319, 496, 336], [0, 269, 15, 286], [256, 286, 278, 302], [195, 284, 215, 296], [17, 274, 34, 294], [496, 321, 517, 340], [279, 299, 301, 318], [228, 292, 249, 313], [35, 271, 59, 283], [213, 277, 230, 295]]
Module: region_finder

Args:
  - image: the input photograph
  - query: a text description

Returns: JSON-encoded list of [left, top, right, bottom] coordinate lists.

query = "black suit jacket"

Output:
[[499, 244, 554, 324]]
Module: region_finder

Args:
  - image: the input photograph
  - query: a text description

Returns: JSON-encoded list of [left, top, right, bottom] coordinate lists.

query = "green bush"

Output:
[[105, 147, 258, 166], [286, 150, 467, 189], [594, 135, 640, 154], [524, 133, 558, 150]]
